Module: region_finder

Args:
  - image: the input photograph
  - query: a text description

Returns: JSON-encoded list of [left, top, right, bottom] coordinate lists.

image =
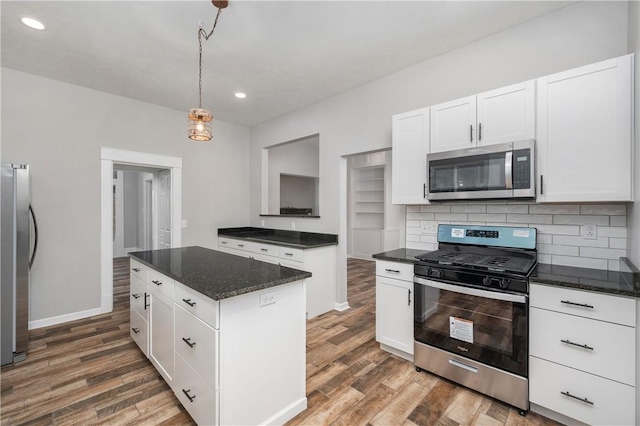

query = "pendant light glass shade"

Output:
[[188, 108, 213, 141]]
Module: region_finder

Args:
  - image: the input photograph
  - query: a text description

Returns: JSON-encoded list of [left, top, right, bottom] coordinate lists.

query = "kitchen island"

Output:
[[129, 246, 311, 426]]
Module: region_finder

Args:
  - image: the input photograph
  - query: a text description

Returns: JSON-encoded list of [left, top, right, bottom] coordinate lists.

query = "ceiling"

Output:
[[1, 1, 575, 127]]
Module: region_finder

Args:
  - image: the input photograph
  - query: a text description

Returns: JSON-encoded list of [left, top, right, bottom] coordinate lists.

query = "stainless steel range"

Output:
[[413, 224, 536, 413]]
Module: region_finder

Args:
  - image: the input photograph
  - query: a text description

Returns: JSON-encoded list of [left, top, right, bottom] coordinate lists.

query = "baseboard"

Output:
[[260, 397, 307, 425], [29, 305, 107, 330], [530, 402, 587, 425], [334, 301, 350, 311], [380, 343, 414, 362]]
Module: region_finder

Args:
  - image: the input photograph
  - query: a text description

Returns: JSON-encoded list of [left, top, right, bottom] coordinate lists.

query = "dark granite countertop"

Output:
[[372, 248, 430, 264], [129, 246, 312, 301], [218, 227, 338, 249], [372, 247, 640, 299], [531, 258, 640, 298]]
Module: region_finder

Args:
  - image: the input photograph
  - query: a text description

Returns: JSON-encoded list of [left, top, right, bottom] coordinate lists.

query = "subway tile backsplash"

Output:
[[405, 203, 628, 271]]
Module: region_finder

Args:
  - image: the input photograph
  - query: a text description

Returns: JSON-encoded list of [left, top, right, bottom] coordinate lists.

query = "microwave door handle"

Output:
[[504, 151, 513, 189]]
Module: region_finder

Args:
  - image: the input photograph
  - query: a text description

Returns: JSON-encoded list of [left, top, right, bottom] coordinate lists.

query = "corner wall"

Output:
[[627, 0, 640, 268]]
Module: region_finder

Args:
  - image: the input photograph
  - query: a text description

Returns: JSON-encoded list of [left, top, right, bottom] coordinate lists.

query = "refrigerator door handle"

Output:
[[29, 204, 38, 270]]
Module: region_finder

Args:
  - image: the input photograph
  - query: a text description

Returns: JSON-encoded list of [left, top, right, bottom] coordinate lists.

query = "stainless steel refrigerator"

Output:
[[1, 163, 37, 365]]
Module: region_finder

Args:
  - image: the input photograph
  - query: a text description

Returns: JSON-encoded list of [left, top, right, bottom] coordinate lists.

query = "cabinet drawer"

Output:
[[530, 283, 636, 326], [251, 242, 279, 257], [130, 259, 148, 282], [279, 246, 304, 263], [530, 307, 635, 385], [279, 259, 304, 271], [148, 269, 175, 299], [174, 353, 217, 426], [130, 275, 149, 320], [376, 260, 413, 281], [175, 305, 218, 387], [175, 282, 219, 329], [130, 309, 148, 357], [530, 356, 635, 426]]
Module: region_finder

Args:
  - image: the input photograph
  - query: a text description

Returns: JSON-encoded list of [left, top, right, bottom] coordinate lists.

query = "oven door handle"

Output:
[[414, 276, 527, 304]]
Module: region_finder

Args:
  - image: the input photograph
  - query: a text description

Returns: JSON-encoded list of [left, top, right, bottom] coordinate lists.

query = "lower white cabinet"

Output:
[[529, 282, 636, 425], [130, 259, 306, 425], [149, 286, 174, 386], [375, 260, 414, 361], [218, 236, 336, 318]]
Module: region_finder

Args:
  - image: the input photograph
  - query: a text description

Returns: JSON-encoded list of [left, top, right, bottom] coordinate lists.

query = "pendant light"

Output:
[[188, 1, 228, 141]]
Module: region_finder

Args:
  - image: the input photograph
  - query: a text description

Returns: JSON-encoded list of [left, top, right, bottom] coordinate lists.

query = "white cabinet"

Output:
[[218, 237, 336, 319], [391, 107, 430, 205], [529, 282, 636, 425], [375, 260, 414, 361], [149, 276, 175, 386], [430, 81, 535, 153], [129, 260, 149, 356], [130, 258, 306, 426], [536, 54, 633, 202]]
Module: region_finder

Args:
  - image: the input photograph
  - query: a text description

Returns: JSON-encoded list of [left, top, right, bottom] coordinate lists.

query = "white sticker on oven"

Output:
[[451, 228, 465, 238], [449, 316, 474, 344], [513, 229, 530, 238]]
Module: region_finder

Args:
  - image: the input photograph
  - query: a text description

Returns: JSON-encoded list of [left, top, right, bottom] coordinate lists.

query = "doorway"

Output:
[[112, 165, 169, 258], [100, 148, 182, 314]]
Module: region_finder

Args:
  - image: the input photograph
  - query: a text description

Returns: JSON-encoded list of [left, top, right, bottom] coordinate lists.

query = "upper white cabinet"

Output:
[[536, 54, 633, 202], [429, 95, 476, 153], [430, 81, 535, 153], [391, 107, 430, 205]]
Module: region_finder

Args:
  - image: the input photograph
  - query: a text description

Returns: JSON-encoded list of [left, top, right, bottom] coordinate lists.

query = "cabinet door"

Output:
[[536, 54, 633, 202], [391, 107, 430, 204], [476, 80, 535, 146], [150, 290, 174, 385], [376, 276, 413, 355], [429, 96, 476, 153]]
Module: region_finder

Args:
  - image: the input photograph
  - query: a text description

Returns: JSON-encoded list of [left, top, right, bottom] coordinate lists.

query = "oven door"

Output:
[[414, 276, 528, 377]]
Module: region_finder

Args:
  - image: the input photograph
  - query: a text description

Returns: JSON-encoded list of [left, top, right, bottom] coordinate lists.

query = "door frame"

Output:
[[100, 148, 182, 314]]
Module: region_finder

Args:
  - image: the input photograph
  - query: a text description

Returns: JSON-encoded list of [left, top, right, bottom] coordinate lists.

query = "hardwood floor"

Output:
[[1, 257, 560, 426]]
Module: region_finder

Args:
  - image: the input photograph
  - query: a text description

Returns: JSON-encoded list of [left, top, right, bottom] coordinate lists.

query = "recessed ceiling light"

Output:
[[21, 16, 46, 31], [235, 92, 247, 99]]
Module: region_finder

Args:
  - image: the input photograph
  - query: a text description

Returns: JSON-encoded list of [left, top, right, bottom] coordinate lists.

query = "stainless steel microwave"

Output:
[[427, 139, 535, 201]]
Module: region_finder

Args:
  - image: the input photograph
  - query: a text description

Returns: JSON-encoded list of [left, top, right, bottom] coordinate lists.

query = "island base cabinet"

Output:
[[129, 310, 148, 357], [530, 356, 635, 426], [174, 353, 218, 426]]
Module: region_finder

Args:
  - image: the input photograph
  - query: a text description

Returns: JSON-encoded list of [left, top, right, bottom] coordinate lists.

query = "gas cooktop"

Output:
[[416, 246, 536, 275]]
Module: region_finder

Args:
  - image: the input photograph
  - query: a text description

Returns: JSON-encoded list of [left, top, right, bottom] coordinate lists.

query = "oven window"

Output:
[[414, 284, 527, 377], [429, 152, 507, 193]]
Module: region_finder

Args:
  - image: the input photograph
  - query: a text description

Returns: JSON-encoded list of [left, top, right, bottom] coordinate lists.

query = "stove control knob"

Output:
[[482, 276, 492, 286], [499, 278, 510, 289]]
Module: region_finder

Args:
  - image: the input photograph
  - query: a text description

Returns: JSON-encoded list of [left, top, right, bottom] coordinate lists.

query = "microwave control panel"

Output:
[[512, 149, 531, 189]]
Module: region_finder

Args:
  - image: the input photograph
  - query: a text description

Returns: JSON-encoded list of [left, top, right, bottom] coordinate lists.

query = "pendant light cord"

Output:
[[197, 7, 223, 109]]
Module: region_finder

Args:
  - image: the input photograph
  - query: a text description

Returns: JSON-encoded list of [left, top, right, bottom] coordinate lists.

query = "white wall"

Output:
[[123, 171, 139, 249], [628, 0, 640, 268], [1, 68, 251, 325], [249, 1, 630, 305]]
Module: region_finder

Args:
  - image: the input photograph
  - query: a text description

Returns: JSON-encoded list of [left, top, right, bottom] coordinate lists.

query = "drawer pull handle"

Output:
[[182, 337, 196, 348], [132, 268, 140, 272], [238, 244, 244, 248], [407, 289, 411, 306], [561, 339, 594, 351], [385, 269, 400, 273], [131, 327, 140, 334], [561, 391, 593, 405], [144, 292, 149, 310], [284, 253, 293, 256], [221, 241, 227, 244], [132, 293, 140, 299], [561, 300, 594, 309], [182, 298, 196, 307], [152, 280, 162, 286], [261, 248, 268, 252], [182, 389, 196, 403]]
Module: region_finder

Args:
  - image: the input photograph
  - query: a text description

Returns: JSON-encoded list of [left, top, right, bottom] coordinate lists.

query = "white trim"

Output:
[[334, 301, 350, 312], [260, 397, 307, 425], [29, 306, 107, 330], [100, 148, 182, 315]]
